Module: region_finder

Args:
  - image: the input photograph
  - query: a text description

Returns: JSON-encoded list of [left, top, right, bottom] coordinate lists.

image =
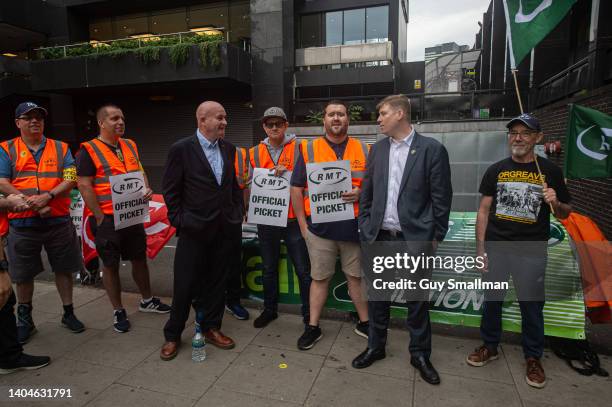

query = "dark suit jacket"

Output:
[[162, 133, 243, 236], [359, 131, 452, 243]]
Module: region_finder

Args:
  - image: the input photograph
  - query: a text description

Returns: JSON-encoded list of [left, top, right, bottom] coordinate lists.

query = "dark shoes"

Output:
[[61, 313, 85, 333], [160, 341, 179, 361], [525, 357, 547, 389], [297, 324, 322, 350], [113, 309, 131, 333], [411, 355, 441, 385], [352, 348, 386, 369], [226, 303, 250, 320], [0, 353, 50, 375], [204, 328, 235, 349], [354, 320, 369, 339], [253, 310, 278, 328], [16, 304, 36, 344]]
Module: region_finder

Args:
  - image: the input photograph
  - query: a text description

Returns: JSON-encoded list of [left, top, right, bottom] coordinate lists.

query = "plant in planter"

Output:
[[305, 110, 324, 124], [348, 104, 364, 122], [135, 46, 161, 64], [169, 43, 191, 66]]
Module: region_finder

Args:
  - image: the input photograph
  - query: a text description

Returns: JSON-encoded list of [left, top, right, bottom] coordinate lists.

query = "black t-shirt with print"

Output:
[[479, 157, 571, 241]]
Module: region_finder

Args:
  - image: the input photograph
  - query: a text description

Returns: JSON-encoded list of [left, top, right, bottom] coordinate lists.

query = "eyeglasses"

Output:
[[264, 121, 285, 129], [17, 115, 44, 121], [508, 130, 537, 138]]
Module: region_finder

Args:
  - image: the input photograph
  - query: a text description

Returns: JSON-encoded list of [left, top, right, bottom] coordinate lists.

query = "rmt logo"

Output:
[[308, 166, 349, 185]]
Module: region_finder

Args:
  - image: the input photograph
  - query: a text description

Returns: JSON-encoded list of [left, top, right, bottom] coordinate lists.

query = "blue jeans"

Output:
[[257, 221, 311, 322], [480, 246, 546, 359]]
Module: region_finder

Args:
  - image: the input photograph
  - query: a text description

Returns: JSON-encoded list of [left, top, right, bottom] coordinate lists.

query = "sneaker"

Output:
[[0, 353, 50, 375], [61, 313, 85, 333], [113, 309, 131, 333], [139, 297, 171, 314], [253, 310, 278, 328], [16, 304, 36, 345], [297, 325, 322, 350], [354, 320, 369, 339], [225, 303, 250, 320], [466, 345, 499, 367], [525, 357, 546, 388]]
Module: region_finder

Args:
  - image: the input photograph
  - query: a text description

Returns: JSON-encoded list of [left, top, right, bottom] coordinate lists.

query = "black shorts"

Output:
[[7, 221, 82, 283], [91, 215, 146, 269]]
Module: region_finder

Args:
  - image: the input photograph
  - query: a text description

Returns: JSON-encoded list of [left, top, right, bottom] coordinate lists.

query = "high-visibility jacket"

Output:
[[80, 137, 141, 215], [301, 137, 368, 218], [235, 147, 248, 190], [249, 138, 301, 219], [0, 137, 71, 219], [0, 211, 8, 236]]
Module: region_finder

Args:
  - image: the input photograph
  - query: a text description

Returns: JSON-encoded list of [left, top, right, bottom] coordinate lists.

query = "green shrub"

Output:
[[135, 46, 161, 64], [39, 47, 65, 60], [169, 43, 190, 67], [198, 41, 222, 69], [305, 110, 324, 124]]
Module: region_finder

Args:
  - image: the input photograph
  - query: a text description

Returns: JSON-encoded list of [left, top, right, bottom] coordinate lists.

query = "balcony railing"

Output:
[[531, 57, 590, 108], [295, 42, 393, 68]]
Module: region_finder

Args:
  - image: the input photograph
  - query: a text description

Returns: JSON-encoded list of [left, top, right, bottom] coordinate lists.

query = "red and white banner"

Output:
[[82, 194, 175, 264]]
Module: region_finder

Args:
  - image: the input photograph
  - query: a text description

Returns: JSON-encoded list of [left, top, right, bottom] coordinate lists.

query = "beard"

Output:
[[511, 144, 532, 158]]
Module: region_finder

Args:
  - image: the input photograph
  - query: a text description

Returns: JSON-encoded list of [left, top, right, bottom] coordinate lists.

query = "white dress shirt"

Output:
[[381, 127, 415, 232]]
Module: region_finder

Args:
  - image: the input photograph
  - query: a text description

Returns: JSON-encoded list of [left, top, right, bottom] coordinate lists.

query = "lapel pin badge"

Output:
[[411, 149, 416, 155]]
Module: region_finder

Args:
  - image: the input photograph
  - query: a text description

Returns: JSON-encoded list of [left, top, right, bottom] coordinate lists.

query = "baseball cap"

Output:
[[506, 113, 541, 132], [261, 107, 287, 122], [15, 102, 48, 119]]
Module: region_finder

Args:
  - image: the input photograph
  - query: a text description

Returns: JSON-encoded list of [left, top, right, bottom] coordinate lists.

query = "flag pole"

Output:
[[511, 69, 555, 214]]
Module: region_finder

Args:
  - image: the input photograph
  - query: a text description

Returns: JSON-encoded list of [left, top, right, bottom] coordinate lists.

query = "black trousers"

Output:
[[163, 220, 234, 342], [225, 233, 243, 305], [367, 231, 432, 358], [0, 291, 23, 364]]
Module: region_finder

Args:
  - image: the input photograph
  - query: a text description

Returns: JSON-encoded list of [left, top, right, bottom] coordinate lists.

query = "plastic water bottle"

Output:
[[191, 323, 206, 362]]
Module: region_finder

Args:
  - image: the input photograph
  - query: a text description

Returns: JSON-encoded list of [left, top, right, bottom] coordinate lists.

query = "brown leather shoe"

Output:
[[525, 357, 546, 388], [466, 345, 499, 367], [204, 328, 235, 349], [160, 341, 179, 361]]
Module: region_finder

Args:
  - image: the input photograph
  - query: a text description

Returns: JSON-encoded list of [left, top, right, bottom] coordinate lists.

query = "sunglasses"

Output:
[[264, 121, 286, 129]]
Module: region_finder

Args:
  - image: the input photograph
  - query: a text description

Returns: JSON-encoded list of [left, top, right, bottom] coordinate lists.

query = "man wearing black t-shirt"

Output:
[[466, 113, 571, 389]]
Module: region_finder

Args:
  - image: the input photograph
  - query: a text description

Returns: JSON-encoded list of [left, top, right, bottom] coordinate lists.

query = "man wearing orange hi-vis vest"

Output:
[[76, 104, 170, 334], [0, 102, 85, 345], [290, 100, 369, 350], [247, 107, 311, 329]]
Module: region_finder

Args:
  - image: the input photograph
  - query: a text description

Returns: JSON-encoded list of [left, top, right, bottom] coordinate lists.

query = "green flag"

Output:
[[564, 104, 612, 178], [502, 0, 576, 68]]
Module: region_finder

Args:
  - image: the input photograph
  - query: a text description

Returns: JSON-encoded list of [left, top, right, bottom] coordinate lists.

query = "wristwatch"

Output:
[[0, 260, 8, 272], [47, 191, 56, 199]]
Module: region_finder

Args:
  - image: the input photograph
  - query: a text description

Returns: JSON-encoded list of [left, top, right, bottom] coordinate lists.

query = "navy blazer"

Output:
[[358, 131, 452, 243], [162, 133, 243, 236]]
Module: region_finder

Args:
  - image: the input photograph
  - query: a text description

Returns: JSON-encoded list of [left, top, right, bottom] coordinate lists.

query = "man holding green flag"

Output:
[[503, 0, 577, 69], [565, 104, 612, 178]]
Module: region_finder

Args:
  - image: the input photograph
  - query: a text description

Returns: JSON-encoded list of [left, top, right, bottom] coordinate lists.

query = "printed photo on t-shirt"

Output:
[[495, 170, 545, 224]]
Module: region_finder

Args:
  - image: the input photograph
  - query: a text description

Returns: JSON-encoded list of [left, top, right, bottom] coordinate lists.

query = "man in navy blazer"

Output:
[[160, 101, 244, 360], [353, 95, 452, 385]]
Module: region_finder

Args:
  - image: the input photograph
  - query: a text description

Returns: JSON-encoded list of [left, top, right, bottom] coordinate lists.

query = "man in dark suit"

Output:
[[160, 101, 244, 360], [352, 95, 452, 385]]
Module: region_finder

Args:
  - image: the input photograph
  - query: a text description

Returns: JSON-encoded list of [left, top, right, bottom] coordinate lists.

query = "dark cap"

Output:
[[506, 113, 541, 132], [15, 102, 47, 119], [261, 107, 287, 122]]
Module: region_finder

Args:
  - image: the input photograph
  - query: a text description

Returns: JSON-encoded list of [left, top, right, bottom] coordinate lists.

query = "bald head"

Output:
[[196, 101, 227, 142]]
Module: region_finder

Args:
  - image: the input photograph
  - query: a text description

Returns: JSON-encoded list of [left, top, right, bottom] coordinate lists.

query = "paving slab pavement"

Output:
[[1, 282, 611, 407]]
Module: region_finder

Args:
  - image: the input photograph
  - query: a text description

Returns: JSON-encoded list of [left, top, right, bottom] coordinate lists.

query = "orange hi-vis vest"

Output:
[[249, 138, 301, 219], [0, 137, 71, 219], [0, 211, 8, 236], [301, 137, 368, 218], [81, 138, 141, 215], [234, 147, 248, 190]]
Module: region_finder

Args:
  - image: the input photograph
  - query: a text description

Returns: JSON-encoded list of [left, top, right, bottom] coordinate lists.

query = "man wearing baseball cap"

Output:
[[248, 107, 311, 328], [466, 113, 572, 388], [0, 102, 85, 344]]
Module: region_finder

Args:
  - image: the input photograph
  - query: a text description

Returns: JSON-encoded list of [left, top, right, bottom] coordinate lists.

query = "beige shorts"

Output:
[[305, 228, 362, 281]]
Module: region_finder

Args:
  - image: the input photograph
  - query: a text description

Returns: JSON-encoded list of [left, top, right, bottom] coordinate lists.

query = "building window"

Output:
[[300, 14, 322, 48], [366, 6, 388, 43], [90, 18, 114, 41], [151, 9, 187, 34], [229, 1, 250, 44], [189, 3, 229, 31], [343, 8, 365, 45], [115, 13, 149, 37], [325, 11, 342, 46]]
